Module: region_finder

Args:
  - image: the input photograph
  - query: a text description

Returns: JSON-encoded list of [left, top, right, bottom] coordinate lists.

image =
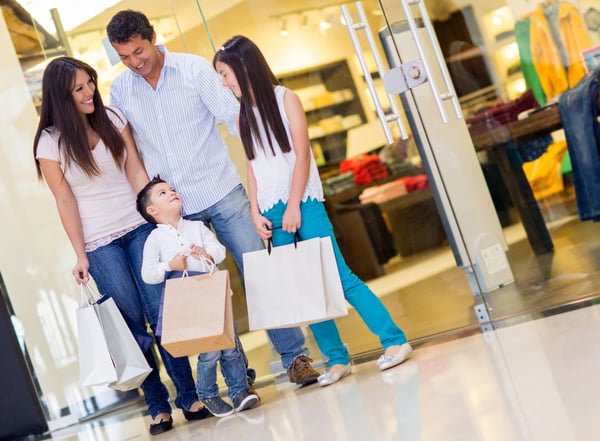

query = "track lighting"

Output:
[[280, 19, 288, 36]]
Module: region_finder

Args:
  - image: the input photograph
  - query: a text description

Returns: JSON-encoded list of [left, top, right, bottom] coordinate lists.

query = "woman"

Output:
[[33, 57, 209, 435]]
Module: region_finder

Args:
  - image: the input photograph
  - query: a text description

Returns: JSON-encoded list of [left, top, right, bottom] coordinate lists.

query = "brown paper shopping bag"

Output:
[[160, 270, 235, 357]]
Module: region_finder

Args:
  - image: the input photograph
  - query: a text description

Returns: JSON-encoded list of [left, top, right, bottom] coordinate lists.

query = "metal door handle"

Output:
[[400, 0, 463, 122], [341, 2, 409, 142]]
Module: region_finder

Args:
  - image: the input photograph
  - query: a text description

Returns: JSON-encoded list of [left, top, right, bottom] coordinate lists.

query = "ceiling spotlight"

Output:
[[301, 14, 310, 30], [280, 19, 288, 36], [320, 16, 332, 30]]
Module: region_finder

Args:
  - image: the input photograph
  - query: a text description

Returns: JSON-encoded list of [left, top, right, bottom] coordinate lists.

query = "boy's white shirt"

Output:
[[141, 218, 226, 284]]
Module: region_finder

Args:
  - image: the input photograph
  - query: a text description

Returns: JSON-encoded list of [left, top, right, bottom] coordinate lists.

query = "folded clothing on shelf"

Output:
[[340, 154, 389, 185], [466, 89, 539, 136]]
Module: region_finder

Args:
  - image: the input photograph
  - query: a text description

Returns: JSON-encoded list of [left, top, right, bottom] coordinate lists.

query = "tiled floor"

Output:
[[45, 304, 600, 441]]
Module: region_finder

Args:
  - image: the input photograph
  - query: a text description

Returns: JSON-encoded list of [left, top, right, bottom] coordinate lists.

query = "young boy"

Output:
[[137, 176, 259, 417]]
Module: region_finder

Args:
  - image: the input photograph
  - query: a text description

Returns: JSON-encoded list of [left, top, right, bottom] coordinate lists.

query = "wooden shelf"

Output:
[[304, 97, 355, 113], [278, 59, 367, 163], [309, 123, 363, 141]]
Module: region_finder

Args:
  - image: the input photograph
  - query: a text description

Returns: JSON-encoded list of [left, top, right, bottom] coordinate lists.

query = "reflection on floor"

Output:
[[45, 304, 600, 441]]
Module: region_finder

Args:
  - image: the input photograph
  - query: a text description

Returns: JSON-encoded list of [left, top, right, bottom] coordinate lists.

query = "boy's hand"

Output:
[[189, 245, 214, 263], [168, 254, 187, 271]]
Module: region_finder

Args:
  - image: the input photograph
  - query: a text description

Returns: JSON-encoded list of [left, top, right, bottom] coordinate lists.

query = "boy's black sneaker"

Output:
[[232, 390, 260, 412], [200, 396, 234, 417]]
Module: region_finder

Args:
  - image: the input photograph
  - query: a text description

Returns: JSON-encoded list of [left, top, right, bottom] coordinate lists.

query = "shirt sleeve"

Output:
[[195, 57, 240, 137], [199, 225, 226, 265], [109, 79, 125, 118], [141, 232, 171, 284], [106, 106, 127, 132], [35, 130, 61, 162]]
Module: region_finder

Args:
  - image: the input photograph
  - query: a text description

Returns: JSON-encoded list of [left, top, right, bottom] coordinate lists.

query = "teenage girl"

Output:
[[213, 35, 413, 386]]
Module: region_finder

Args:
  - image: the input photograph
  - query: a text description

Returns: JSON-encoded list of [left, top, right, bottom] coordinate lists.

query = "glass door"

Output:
[[346, 0, 600, 331]]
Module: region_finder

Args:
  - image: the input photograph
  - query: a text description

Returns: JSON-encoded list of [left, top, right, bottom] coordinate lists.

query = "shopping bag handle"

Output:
[[266, 230, 301, 255], [80, 282, 102, 306], [180, 254, 216, 280]]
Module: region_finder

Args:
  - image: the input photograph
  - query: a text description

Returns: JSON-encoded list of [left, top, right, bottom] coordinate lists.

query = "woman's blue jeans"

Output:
[[87, 222, 199, 417], [263, 199, 408, 366], [184, 184, 308, 369]]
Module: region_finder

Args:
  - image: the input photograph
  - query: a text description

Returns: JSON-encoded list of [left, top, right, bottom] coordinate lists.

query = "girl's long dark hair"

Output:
[[213, 35, 291, 160], [33, 57, 126, 179]]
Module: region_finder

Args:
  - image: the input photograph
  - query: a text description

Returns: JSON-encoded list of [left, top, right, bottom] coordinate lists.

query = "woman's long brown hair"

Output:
[[33, 57, 126, 179]]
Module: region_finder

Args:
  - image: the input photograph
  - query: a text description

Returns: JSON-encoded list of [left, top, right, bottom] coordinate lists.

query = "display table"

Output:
[[325, 182, 446, 280], [470, 93, 599, 255], [470, 103, 564, 255], [470, 103, 562, 151]]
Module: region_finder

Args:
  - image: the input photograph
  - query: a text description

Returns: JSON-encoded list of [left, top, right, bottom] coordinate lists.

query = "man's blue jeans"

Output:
[[87, 222, 199, 416], [184, 184, 308, 369], [558, 68, 600, 221], [264, 199, 408, 366]]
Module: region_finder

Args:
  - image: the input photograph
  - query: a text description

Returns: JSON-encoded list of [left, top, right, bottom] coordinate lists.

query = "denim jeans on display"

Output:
[[263, 199, 408, 366], [558, 68, 600, 221], [196, 333, 248, 401], [87, 222, 199, 415], [184, 184, 308, 370]]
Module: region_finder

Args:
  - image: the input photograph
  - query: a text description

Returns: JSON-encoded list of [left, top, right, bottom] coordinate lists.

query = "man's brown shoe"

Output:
[[287, 355, 320, 385]]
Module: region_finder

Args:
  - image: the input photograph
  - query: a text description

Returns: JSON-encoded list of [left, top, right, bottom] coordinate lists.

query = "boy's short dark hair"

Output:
[[107, 10, 154, 44], [136, 176, 166, 224]]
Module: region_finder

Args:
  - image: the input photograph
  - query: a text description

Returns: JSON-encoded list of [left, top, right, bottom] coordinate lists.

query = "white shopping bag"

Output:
[[77, 283, 152, 391], [77, 298, 117, 387], [243, 236, 347, 330]]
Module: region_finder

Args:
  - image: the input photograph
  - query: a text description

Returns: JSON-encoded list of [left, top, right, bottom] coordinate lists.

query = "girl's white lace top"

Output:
[[249, 85, 324, 212]]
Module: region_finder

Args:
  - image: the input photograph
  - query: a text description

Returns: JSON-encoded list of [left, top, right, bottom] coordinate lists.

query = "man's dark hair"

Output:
[[107, 10, 154, 44], [136, 175, 166, 224]]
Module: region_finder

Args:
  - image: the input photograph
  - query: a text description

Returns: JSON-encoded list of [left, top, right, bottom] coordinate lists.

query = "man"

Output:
[[106, 10, 320, 398]]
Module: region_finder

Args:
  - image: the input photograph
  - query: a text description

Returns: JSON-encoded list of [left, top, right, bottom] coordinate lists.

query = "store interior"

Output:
[[2, 0, 600, 437]]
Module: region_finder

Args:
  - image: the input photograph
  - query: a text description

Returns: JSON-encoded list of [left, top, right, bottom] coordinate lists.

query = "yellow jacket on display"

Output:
[[529, 1, 593, 100]]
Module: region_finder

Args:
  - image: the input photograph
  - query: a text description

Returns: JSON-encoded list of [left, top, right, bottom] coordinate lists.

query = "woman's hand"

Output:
[[282, 204, 301, 234], [252, 212, 273, 241], [73, 257, 90, 284]]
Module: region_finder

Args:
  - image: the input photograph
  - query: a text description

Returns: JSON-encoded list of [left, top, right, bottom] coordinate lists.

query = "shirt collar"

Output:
[[156, 217, 183, 231], [130, 45, 175, 83], [157, 45, 176, 71]]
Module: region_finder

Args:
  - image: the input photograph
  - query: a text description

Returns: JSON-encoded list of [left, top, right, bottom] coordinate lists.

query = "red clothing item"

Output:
[[399, 175, 429, 192], [340, 154, 388, 185]]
